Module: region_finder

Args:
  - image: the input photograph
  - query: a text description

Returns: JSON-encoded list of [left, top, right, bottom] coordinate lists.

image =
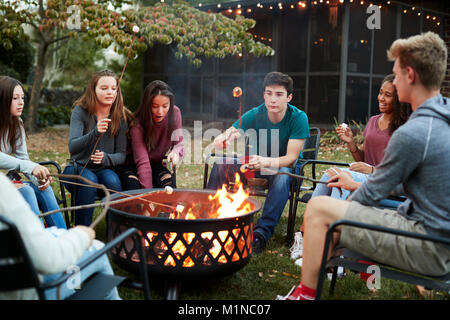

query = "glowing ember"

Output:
[[232, 86, 242, 98]]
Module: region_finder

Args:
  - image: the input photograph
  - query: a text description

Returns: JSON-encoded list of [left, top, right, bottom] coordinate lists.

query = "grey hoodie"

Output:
[[350, 94, 450, 240]]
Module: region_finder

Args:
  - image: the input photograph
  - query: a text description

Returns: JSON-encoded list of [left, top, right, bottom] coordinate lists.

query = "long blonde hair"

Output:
[[74, 70, 126, 136]]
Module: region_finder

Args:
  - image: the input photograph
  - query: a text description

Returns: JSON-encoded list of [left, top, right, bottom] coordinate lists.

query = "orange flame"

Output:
[[145, 173, 252, 267]]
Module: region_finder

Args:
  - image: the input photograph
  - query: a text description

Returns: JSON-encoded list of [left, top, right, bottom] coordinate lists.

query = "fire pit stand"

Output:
[[106, 189, 261, 300]]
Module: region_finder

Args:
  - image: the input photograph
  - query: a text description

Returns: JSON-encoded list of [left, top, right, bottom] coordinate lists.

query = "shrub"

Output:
[[36, 105, 72, 127]]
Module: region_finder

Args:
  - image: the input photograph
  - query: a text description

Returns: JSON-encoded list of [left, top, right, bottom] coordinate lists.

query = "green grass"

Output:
[[27, 129, 449, 301]]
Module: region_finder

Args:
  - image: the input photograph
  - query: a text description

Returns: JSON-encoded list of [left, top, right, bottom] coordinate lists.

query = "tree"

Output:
[[0, 0, 274, 132], [0, 37, 35, 83]]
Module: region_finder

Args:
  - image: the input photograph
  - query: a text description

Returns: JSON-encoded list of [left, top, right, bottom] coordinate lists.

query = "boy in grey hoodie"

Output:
[[281, 32, 450, 300]]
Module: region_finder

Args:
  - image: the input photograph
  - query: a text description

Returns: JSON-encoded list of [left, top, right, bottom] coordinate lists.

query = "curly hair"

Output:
[[381, 74, 412, 135]]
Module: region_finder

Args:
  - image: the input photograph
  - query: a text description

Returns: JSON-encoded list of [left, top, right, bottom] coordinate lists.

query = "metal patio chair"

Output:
[[315, 219, 450, 299], [0, 215, 151, 300]]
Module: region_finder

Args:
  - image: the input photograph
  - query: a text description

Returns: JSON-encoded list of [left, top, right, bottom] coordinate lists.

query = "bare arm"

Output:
[[248, 139, 305, 169]]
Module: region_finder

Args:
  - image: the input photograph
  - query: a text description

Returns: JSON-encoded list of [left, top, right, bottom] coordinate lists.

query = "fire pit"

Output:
[[106, 175, 261, 298]]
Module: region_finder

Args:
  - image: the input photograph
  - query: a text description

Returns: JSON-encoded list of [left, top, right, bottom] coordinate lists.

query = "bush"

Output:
[[321, 117, 367, 145], [36, 105, 72, 127]]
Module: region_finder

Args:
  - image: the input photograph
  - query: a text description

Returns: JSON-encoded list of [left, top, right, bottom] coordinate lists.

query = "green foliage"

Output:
[[321, 117, 367, 145], [108, 56, 142, 111], [0, 37, 35, 83], [45, 37, 108, 89], [36, 105, 72, 127], [2, 0, 275, 130]]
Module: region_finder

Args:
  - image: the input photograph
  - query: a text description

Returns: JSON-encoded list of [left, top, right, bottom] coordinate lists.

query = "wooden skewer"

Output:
[[44, 173, 177, 229]]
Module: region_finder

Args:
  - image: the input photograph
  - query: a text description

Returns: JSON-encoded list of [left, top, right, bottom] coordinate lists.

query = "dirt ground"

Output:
[[26, 128, 70, 154]]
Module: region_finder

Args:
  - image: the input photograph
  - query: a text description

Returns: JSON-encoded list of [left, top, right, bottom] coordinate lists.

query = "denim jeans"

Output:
[[62, 166, 122, 226], [311, 168, 402, 209], [42, 239, 120, 300], [18, 183, 67, 229], [206, 157, 294, 242]]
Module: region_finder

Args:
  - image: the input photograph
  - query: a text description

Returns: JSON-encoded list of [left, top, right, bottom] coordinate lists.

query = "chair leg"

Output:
[[286, 183, 296, 246], [329, 266, 338, 296]]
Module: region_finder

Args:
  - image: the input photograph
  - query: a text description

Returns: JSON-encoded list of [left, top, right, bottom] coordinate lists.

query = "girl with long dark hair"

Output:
[[0, 76, 66, 229], [130, 80, 184, 189]]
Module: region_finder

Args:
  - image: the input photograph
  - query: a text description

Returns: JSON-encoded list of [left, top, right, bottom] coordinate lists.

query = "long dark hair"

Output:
[[0, 76, 25, 154], [133, 80, 175, 150], [73, 69, 126, 136], [381, 74, 412, 135]]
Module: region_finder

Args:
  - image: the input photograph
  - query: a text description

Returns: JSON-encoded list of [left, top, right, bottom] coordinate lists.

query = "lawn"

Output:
[[25, 127, 449, 301]]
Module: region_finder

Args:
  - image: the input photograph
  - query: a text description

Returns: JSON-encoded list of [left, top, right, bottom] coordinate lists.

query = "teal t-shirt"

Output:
[[232, 103, 310, 160]]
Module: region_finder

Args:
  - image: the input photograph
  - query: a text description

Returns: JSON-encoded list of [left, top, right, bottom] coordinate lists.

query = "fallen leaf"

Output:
[[282, 272, 299, 279]]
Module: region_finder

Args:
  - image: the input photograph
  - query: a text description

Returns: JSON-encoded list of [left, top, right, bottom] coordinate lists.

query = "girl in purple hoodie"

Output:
[[130, 80, 184, 189]]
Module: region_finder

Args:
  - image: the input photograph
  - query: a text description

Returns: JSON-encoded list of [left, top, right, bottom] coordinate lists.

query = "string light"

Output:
[[210, 1, 442, 28]]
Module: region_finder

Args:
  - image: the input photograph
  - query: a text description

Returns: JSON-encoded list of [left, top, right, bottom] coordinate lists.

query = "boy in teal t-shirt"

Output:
[[206, 72, 310, 254]]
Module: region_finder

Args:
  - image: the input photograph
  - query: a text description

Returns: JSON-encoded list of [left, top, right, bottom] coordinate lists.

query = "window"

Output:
[[279, 8, 308, 72], [310, 4, 343, 72], [345, 77, 370, 124], [308, 76, 339, 124], [373, 5, 396, 75], [348, 3, 372, 74]]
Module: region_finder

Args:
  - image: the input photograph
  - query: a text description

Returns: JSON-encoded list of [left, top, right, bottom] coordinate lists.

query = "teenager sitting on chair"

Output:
[[0, 76, 66, 229], [63, 70, 128, 226], [130, 80, 184, 189], [206, 71, 310, 254], [311, 74, 412, 207], [282, 31, 450, 300]]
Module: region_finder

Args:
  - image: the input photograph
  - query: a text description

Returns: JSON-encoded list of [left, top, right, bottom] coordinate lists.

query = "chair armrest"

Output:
[[38, 161, 62, 174], [328, 219, 450, 246], [298, 159, 350, 171], [40, 228, 142, 289]]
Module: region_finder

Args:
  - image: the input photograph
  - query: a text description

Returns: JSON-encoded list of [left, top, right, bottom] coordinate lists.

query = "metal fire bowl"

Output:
[[106, 188, 261, 280]]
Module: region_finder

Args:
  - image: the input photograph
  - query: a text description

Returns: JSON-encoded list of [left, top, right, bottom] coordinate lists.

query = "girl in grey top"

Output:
[[62, 70, 128, 226], [0, 76, 66, 229]]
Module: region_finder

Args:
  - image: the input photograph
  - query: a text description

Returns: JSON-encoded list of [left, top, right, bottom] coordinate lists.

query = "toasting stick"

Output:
[[240, 164, 328, 184]]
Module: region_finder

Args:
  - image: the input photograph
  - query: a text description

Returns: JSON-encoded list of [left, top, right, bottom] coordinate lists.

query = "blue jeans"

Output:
[[42, 239, 120, 300], [206, 157, 294, 242], [62, 166, 122, 226], [18, 183, 67, 229], [311, 168, 402, 208]]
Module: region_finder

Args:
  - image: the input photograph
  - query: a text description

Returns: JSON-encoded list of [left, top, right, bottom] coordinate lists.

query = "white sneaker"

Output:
[[275, 286, 296, 300], [290, 232, 303, 260], [294, 258, 303, 267]]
